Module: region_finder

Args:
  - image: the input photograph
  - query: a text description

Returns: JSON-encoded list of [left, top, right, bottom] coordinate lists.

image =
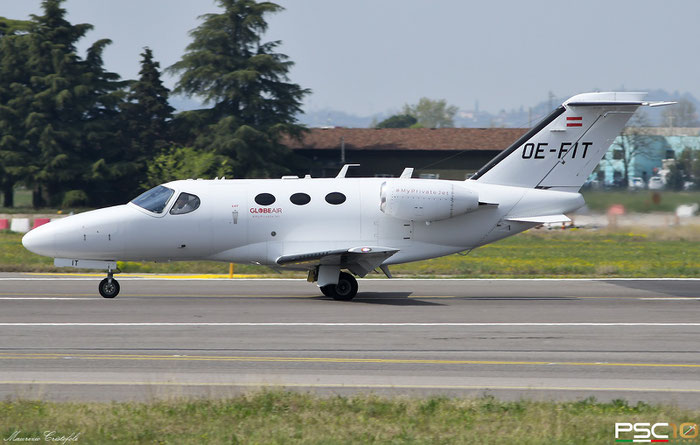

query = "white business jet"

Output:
[[22, 92, 671, 300]]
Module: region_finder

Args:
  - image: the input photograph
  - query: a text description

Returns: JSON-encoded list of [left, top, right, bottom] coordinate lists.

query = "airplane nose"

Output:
[[22, 224, 55, 257]]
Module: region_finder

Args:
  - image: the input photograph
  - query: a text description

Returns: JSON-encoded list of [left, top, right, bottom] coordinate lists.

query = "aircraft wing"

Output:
[[276, 246, 399, 277], [505, 214, 571, 223]]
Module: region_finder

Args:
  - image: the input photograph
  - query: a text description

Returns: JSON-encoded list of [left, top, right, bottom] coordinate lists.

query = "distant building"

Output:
[[282, 127, 527, 179], [282, 127, 700, 184], [599, 127, 700, 186]]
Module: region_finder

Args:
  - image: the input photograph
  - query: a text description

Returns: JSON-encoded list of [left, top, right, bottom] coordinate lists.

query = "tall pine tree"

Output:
[[0, 17, 31, 207], [125, 47, 174, 154], [22, 0, 126, 206], [168, 0, 309, 178], [117, 47, 174, 195]]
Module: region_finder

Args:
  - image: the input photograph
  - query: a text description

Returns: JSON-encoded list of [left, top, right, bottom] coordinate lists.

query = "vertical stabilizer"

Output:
[[471, 92, 670, 191]]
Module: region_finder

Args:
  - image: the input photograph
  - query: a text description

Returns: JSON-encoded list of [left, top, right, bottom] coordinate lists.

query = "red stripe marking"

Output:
[[567, 123, 582, 127], [567, 116, 582, 120]]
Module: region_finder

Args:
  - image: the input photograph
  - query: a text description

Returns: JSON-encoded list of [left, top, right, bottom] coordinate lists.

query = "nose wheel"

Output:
[[99, 271, 120, 298]]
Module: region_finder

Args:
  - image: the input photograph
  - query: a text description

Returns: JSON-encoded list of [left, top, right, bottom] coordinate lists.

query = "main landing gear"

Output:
[[99, 269, 120, 298], [319, 271, 358, 301]]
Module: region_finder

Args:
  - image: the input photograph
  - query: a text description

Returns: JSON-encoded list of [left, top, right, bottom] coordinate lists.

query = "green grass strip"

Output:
[[1, 392, 698, 444], [2, 225, 699, 277]]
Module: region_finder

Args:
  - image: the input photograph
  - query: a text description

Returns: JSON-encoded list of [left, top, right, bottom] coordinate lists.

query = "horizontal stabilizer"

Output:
[[505, 214, 571, 224], [567, 100, 675, 108], [644, 101, 676, 108]]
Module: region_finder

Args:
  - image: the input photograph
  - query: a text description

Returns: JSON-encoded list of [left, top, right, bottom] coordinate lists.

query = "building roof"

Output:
[[623, 127, 700, 136], [282, 127, 528, 152]]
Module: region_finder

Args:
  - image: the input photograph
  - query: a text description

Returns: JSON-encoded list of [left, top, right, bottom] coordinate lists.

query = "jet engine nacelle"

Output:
[[380, 180, 480, 222]]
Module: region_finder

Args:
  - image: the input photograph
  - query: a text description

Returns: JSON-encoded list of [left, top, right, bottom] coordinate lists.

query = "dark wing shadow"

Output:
[[313, 292, 445, 306]]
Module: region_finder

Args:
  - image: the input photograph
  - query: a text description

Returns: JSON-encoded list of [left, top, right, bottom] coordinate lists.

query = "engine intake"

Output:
[[380, 180, 479, 222]]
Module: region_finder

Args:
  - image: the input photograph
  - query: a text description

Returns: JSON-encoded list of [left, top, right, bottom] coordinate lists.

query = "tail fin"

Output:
[[470, 92, 672, 191]]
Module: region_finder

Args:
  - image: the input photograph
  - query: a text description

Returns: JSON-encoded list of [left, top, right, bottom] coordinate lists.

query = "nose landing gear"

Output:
[[99, 269, 120, 298]]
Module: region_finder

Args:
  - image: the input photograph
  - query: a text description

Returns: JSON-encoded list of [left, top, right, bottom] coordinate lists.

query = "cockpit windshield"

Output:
[[130, 185, 174, 214]]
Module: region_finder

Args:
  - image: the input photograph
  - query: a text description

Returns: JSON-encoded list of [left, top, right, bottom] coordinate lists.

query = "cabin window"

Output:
[[325, 192, 346, 205], [131, 185, 174, 214], [170, 192, 201, 215], [290, 192, 311, 205], [255, 193, 276, 206]]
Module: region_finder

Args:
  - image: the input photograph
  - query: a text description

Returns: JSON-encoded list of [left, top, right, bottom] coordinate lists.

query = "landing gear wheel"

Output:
[[99, 277, 120, 299], [320, 285, 336, 298], [332, 272, 358, 301]]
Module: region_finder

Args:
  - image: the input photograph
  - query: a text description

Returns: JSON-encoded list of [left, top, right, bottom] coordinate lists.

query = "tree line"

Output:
[[0, 0, 308, 208]]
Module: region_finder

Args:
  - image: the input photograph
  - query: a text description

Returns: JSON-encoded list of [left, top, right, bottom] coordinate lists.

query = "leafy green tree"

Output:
[[167, 0, 309, 178], [375, 114, 417, 129], [145, 146, 234, 187], [402, 98, 458, 128], [666, 163, 685, 191], [667, 147, 697, 190]]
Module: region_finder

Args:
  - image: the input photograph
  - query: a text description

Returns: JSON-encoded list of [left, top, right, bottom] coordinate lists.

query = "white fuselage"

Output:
[[23, 177, 584, 268], [19, 92, 662, 299]]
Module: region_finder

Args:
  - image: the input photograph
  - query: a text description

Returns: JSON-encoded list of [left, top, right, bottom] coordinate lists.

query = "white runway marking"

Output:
[[0, 297, 92, 300], [0, 297, 696, 301], [1, 277, 699, 281], [639, 297, 700, 301], [0, 278, 98, 281], [0, 322, 699, 327]]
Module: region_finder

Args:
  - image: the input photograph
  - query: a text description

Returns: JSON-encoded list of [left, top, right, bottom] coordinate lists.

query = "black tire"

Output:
[[332, 272, 358, 301], [320, 285, 336, 298], [99, 278, 120, 299]]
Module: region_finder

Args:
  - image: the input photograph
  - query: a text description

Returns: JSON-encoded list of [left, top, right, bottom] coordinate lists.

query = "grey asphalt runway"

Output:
[[0, 274, 699, 406]]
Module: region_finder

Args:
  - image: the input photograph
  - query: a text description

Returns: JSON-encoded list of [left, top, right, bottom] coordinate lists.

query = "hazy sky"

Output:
[[3, 0, 699, 115]]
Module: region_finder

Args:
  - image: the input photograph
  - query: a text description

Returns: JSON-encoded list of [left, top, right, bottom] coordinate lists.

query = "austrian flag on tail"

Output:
[[566, 116, 582, 127]]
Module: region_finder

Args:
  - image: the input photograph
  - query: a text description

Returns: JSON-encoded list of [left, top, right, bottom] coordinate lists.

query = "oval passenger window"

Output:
[[325, 192, 346, 205], [255, 193, 276, 206], [290, 193, 311, 205]]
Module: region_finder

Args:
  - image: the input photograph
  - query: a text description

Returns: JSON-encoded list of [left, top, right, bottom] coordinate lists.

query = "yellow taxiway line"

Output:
[[25, 273, 271, 279], [0, 352, 698, 369]]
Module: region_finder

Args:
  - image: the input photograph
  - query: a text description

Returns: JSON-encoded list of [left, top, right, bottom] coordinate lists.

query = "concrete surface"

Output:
[[0, 275, 698, 406]]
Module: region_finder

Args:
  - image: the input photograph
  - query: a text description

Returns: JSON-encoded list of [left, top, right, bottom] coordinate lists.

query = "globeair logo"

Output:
[[249, 207, 282, 214], [615, 422, 699, 443]]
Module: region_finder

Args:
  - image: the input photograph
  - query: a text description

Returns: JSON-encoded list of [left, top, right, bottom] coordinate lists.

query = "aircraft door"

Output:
[[224, 191, 249, 249], [209, 186, 256, 261]]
